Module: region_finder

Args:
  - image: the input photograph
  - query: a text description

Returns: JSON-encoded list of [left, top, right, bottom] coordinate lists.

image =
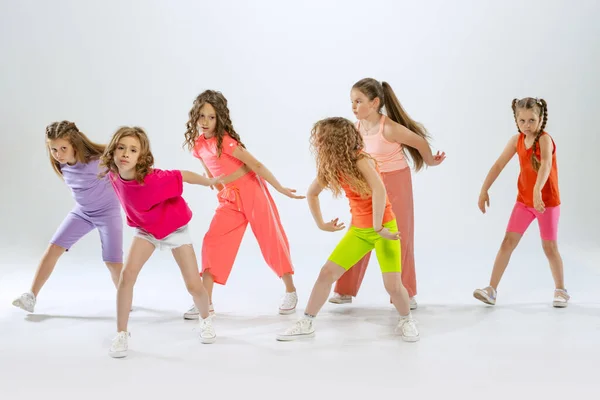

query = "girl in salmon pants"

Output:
[[330, 78, 445, 309], [182, 90, 305, 318]]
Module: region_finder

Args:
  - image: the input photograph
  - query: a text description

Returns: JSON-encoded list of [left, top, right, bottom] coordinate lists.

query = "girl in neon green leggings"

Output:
[[276, 117, 419, 342]]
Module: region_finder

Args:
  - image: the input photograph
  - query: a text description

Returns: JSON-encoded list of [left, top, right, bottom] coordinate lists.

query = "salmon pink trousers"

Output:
[[201, 172, 294, 285], [333, 167, 417, 298]]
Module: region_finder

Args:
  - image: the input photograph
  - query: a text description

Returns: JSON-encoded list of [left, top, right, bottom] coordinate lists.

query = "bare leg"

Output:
[[489, 232, 523, 289], [282, 273, 296, 293], [304, 261, 346, 316], [105, 262, 123, 289], [276, 262, 357, 341], [383, 271, 419, 341], [542, 240, 565, 289], [383, 272, 410, 316], [202, 270, 215, 306], [116, 238, 155, 332], [30, 244, 66, 297], [172, 245, 210, 319]]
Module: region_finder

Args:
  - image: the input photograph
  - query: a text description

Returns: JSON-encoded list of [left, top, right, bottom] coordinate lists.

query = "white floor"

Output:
[[1, 244, 599, 399]]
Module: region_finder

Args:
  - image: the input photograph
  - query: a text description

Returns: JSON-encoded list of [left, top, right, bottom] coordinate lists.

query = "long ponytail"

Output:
[[352, 78, 430, 171]]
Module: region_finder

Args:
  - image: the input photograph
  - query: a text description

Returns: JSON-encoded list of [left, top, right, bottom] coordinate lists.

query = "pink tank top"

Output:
[[357, 115, 408, 172]]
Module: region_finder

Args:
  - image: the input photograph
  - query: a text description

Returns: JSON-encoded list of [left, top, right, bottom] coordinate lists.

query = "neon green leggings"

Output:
[[328, 219, 401, 273]]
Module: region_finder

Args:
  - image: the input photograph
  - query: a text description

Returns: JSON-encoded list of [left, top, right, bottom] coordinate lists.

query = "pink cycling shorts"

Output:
[[506, 202, 560, 241]]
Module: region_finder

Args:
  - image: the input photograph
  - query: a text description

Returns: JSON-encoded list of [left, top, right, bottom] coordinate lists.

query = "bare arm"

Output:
[[180, 170, 223, 187], [480, 134, 518, 193], [386, 123, 443, 166], [307, 178, 345, 232], [232, 146, 304, 199], [534, 135, 553, 192], [307, 178, 326, 229], [356, 158, 387, 231]]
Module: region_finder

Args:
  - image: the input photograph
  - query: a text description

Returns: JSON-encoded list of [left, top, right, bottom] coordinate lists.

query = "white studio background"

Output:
[[0, 0, 598, 291]]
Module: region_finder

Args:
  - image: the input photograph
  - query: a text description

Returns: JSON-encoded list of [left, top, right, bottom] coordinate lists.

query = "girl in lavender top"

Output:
[[12, 121, 124, 313]]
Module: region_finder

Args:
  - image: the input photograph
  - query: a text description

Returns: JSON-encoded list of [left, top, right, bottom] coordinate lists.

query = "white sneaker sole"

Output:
[[553, 301, 568, 308], [473, 290, 496, 305], [276, 332, 315, 341], [278, 307, 296, 315], [329, 297, 352, 304], [402, 334, 420, 342], [12, 299, 34, 313], [200, 336, 216, 344], [109, 350, 127, 358], [184, 309, 215, 320]]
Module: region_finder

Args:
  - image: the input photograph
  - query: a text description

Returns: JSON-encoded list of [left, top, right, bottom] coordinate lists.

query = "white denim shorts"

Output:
[[135, 225, 192, 250]]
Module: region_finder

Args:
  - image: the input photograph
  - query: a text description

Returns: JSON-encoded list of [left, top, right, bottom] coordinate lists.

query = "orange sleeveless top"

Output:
[[516, 132, 560, 207], [358, 115, 408, 172], [341, 156, 395, 229]]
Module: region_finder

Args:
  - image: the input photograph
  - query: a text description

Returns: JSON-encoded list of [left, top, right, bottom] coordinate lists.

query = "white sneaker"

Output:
[[276, 317, 315, 341], [396, 315, 419, 342], [328, 293, 352, 304], [553, 289, 570, 308], [109, 331, 130, 358], [183, 304, 215, 320], [12, 291, 36, 313], [409, 297, 418, 310], [279, 292, 298, 315], [199, 317, 216, 344], [473, 286, 497, 305]]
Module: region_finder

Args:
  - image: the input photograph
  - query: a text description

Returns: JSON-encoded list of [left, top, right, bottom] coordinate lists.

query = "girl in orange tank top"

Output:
[[474, 97, 568, 308], [276, 117, 419, 342], [331, 78, 446, 308]]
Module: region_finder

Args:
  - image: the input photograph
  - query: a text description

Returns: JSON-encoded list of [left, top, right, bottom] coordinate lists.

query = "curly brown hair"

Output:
[[46, 121, 106, 178], [511, 97, 548, 172], [353, 78, 431, 171], [310, 117, 374, 198], [99, 126, 154, 184], [183, 90, 245, 157]]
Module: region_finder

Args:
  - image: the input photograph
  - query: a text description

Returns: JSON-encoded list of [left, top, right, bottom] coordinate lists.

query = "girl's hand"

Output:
[[319, 218, 345, 232], [431, 151, 446, 166], [533, 190, 545, 213], [279, 187, 306, 199], [376, 227, 401, 240], [478, 191, 490, 214], [203, 173, 215, 190], [208, 174, 225, 188]]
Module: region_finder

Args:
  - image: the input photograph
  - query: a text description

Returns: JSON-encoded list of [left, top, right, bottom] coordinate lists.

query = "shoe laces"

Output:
[[554, 289, 570, 301], [112, 332, 129, 348], [280, 292, 298, 308], [199, 318, 215, 337], [396, 317, 418, 335], [187, 305, 198, 313], [284, 318, 311, 335]]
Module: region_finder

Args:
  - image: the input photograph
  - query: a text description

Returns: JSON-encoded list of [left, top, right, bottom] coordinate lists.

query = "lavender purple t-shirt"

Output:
[[60, 158, 120, 214]]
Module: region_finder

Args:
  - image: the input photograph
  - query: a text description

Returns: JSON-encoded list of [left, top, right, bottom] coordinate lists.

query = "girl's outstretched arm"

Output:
[[307, 178, 345, 232], [356, 158, 399, 240], [232, 146, 305, 199], [181, 170, 224, 187], [478, 134, 518, 213]]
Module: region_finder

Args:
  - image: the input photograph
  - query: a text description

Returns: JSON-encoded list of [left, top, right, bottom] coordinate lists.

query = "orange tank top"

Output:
[[358, 115, 408, 172], [341, 155, 395, 229], [516, 132, 560, 207]]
